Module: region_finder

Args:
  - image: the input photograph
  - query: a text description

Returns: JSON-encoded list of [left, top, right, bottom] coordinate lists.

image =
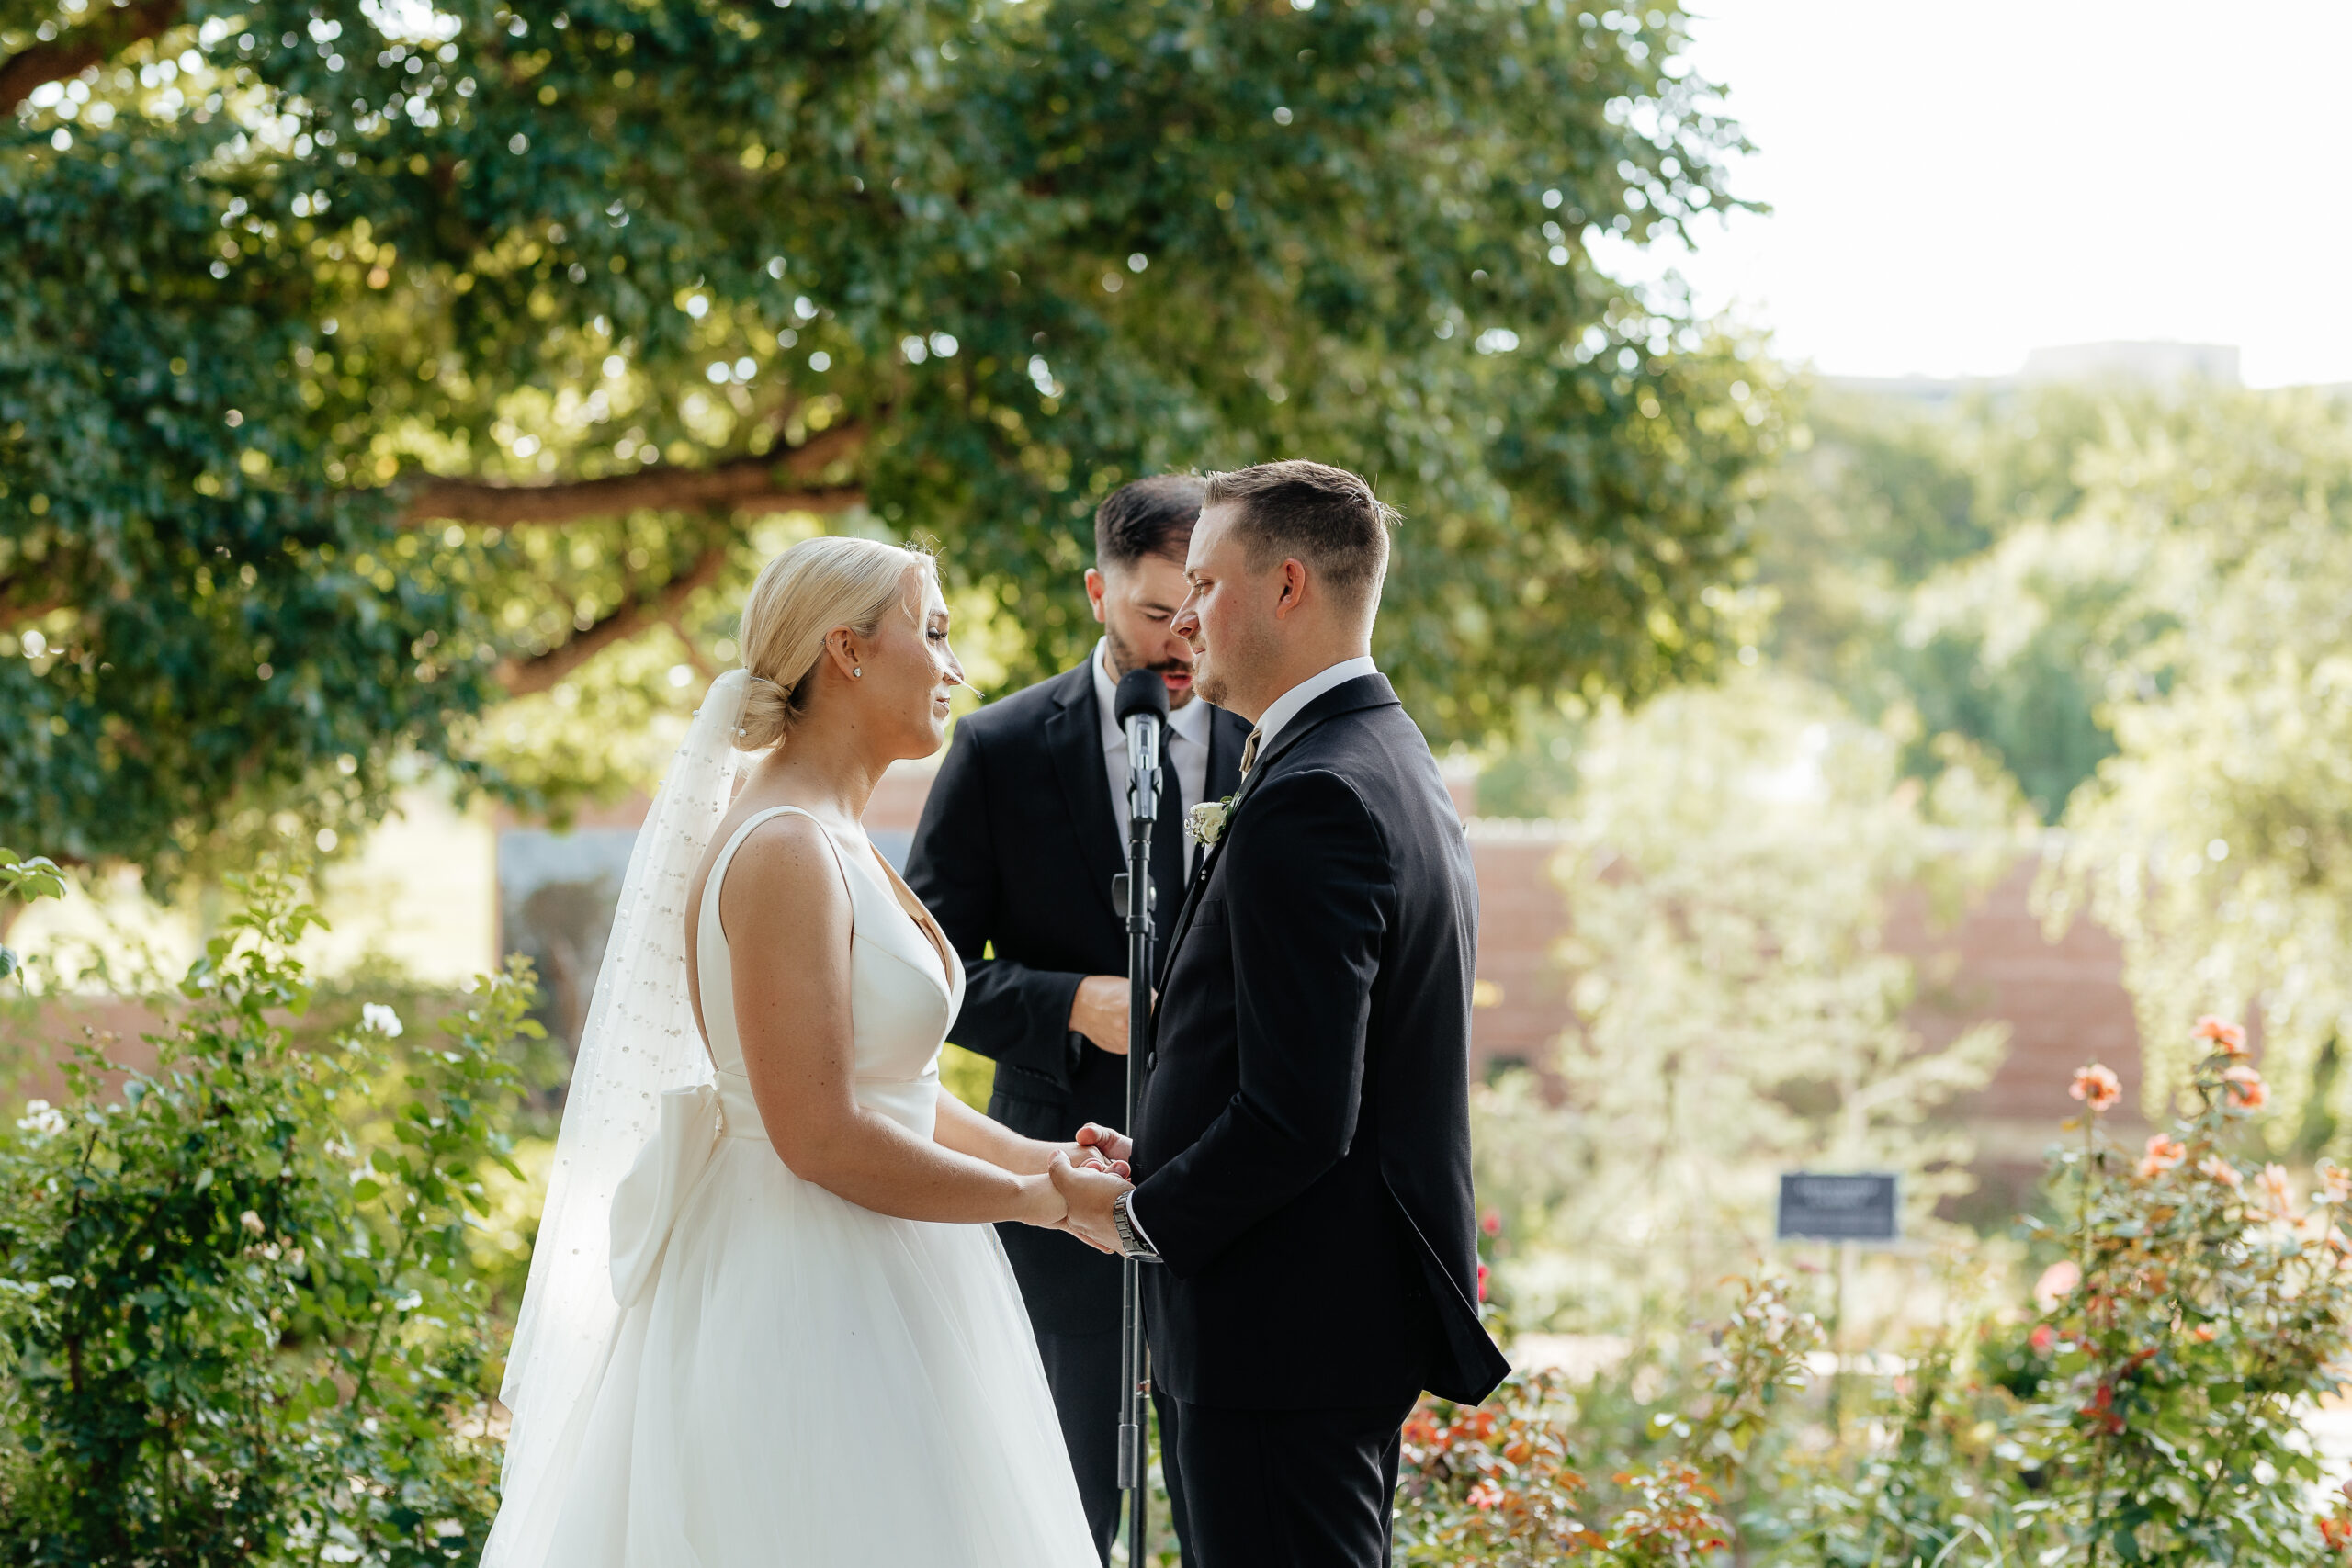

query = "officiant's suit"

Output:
[[905, 651, 1250, 1559], [1131, 668, 1513, 1568]]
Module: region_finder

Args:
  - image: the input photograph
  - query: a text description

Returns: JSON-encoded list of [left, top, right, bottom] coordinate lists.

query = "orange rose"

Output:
[[2070, 1063, 2123, 1112], [2192, 1015, 2249, 1056], [2137, 1134, 2188, 1179], [2033, 1259, 2081, 1312], [2199, 1156, 2245, 1190], [2223, 1065, 2269, 1112]]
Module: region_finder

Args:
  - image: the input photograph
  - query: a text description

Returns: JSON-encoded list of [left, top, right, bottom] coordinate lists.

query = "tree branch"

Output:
[[1, 0, 185, 116], [398, 424, 866, 527], [494, 542, 732, 697]]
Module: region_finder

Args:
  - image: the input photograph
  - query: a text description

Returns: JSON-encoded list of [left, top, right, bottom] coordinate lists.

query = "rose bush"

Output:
[[1406, 1021, 2352, 1566], [1397, 1274, 1818, 1565], [0, 870, 536, 1564]]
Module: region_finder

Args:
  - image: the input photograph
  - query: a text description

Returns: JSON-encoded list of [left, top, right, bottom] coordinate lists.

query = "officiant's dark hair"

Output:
[[1094, 474, 1209, 571], [1203, 460, 1396, 614]]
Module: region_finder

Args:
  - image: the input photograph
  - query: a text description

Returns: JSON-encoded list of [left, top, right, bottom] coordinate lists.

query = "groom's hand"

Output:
[[1047, 1152, 1128, 1254]]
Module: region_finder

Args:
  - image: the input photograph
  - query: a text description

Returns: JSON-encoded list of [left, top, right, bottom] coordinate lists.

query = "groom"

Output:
[[1057, 460, 1511, 1567]]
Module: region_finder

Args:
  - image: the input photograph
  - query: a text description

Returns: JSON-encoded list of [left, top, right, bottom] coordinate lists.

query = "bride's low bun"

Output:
[[734, 536, 934, 751], [735, 672, 797, 752]]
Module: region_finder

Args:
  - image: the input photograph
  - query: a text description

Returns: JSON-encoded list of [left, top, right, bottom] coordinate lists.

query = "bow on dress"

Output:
[[606, 1082, 726, 1309]]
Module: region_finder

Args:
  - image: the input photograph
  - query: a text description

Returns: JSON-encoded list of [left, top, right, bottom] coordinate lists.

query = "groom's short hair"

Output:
[[1203, 460, 1396, 614], [1095, 474, 1209, 571]]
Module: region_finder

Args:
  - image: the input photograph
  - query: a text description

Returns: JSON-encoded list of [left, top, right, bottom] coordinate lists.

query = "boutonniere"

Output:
[[1186, 795, 1236, 850]]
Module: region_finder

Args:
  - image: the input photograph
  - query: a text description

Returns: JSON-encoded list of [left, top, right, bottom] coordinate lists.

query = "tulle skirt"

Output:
[[540, 1137, 1099, 1567]]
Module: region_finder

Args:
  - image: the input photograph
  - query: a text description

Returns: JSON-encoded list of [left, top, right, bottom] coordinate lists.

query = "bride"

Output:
[[484, 537, 1102, 1566]]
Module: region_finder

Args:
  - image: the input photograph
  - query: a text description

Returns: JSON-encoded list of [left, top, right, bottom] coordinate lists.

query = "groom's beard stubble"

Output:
[[1189, 615, 1270, 716]]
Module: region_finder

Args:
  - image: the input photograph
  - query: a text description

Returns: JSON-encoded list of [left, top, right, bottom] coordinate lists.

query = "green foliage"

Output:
[[1413, 1030, 2352, 1567], [2045, 389, 2352, 1128], [1396, 1273, 1820, 1565], [0, 848, 66, 983], [2001, 1043, 2348, 1566], [1758, 382, 2352, 847], [3, 0, 1781, 881], [1769, 1036, 2352, 1568], [0, 870, 534, 1562], [1755, 385, 2155, 823], [1471, 676, 2016, 1333]]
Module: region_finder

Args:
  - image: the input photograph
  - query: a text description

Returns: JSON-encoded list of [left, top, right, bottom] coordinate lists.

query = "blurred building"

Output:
[[1826, 340, 2244, 405]]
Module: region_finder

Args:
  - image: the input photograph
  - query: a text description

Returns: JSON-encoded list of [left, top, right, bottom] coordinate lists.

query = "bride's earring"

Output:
[[853, 667, 863, 678]]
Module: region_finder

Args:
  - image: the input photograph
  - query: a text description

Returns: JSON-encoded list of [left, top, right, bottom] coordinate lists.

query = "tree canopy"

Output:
[[2, 0, 1778, 882], [1742, 376, 2352, 1129]]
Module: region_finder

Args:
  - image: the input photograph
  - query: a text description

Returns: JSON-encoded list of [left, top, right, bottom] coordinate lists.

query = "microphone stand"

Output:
[[1115, 685, 1162, 1568]]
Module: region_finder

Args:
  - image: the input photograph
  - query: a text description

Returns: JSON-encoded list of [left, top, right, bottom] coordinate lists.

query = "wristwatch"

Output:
[[1111, 1190, 1161, 1262]]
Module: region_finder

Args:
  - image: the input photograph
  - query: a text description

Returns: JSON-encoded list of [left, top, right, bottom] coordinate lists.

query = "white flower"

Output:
[[1186, 796, 1235, 850], [15, 1100, 66, 1138], [360, 1003, 404, 1038]]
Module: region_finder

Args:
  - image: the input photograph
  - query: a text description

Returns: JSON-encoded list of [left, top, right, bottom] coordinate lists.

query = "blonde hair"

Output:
[[736, 536, 935, 750]]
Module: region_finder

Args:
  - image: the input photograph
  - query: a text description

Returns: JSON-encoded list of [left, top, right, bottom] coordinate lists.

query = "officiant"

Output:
[[905, 475, 1250, 1560]]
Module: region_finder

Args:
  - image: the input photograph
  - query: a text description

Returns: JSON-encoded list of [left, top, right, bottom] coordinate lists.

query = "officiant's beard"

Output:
[[1105, 622, 1198, 711]]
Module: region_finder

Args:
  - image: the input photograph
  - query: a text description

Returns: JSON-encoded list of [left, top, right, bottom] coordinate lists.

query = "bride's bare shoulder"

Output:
[[714, 808, 851, 937]]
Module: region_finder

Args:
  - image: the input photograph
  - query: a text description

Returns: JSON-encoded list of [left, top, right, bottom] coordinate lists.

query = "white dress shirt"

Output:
[[1091, 638, 1214, 841], [1250, 656, 1381, 760]]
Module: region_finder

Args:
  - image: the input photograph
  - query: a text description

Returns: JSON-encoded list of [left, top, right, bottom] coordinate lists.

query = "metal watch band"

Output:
[[1112, 1190, 1159, 1261]]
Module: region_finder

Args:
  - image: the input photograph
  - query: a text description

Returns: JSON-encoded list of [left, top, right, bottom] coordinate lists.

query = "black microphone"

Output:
[[1114, 668, 1170, 828]]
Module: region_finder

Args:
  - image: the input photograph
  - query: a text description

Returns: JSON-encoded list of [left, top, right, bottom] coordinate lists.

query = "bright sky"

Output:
[[1642, 2, 2352, 389]]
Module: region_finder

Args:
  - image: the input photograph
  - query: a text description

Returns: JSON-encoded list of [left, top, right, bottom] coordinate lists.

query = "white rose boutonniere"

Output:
[[1186, 795, 1235, 850]]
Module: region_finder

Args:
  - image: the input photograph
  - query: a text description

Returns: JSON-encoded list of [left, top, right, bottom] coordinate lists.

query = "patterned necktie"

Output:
[[1238, 727, 1263, 779]]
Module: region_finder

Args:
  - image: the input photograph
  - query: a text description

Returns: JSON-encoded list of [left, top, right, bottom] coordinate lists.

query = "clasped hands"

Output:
[[1041, 1122, 1135, 1255]]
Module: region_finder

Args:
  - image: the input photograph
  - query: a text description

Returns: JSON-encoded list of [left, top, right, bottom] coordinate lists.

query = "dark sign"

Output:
[[1776, 1173, 1900, 1244]]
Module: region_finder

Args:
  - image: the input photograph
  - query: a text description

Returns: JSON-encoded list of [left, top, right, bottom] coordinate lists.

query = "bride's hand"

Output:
[[1014, 1171, 1069, 1229]]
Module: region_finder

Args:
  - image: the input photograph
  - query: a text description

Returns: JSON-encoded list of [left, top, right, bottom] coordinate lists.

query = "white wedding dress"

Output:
[[523, 804, 1099, 1566]]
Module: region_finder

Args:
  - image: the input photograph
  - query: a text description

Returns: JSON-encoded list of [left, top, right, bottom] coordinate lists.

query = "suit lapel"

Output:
[[1154, 674, 1403, 989], [1188, 706, 1250, 886], [1043, 662, 1125, 925]]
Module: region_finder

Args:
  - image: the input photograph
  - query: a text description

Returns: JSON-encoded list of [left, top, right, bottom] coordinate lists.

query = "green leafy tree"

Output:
[[1473, 675, 2016, 1333], [1755, 384, 2148, 823], [3, 0, 1781, 884], [2048, 388, 2352, 1126]]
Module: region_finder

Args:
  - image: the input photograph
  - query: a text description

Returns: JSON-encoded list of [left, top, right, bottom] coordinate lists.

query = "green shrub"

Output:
[[1398, 1274, 1821, 1565], [1407, 1020, 2352, 1566], [0, 870, 534, 1564]]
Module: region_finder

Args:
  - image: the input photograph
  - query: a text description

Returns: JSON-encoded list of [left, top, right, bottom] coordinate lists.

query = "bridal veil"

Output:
[[481, 669, 748, 1568]]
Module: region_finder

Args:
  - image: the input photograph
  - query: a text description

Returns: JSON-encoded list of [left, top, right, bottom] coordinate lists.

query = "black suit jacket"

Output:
[[905, 659, 1250, 1334], [1134, 673, 1512, 1409]]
